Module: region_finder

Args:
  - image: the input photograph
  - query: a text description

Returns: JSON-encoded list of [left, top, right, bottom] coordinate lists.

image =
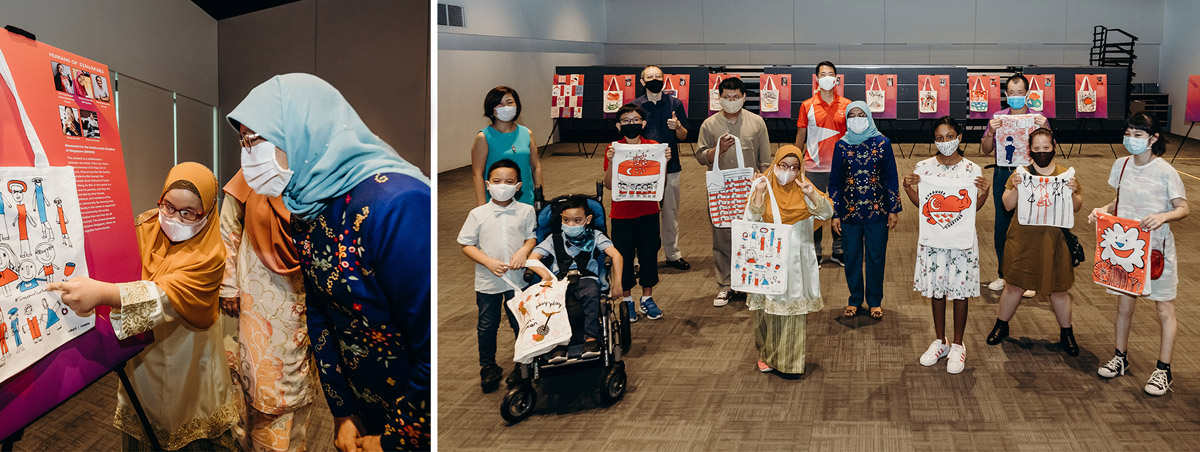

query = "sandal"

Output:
[[843, 306, 858, 318], [870, 307, 883, 319]]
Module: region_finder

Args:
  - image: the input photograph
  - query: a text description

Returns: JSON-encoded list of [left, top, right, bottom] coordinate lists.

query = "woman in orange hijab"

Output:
[[51, 162, 236, 451], [744, 146, 833, 376]]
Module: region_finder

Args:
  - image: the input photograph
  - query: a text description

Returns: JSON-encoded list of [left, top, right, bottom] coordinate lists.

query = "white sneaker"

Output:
[[1145, 369, 1173, 396], [1097, 354, 1128, 378], [987, 278, 1005, 291], [919, 339, 949, 366], [1022, 290, 1036, 298], [947, 343, 966, 374], [713, 290, 730, 307]]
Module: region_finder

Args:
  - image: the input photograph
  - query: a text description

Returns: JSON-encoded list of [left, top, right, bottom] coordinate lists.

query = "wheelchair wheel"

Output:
[[501, 384, 537, 424], [599, 362, 627, 404], [618, 302, 632, 354]]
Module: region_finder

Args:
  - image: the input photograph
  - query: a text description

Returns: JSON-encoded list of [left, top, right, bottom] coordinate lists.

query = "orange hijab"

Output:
[[135, 162, 226, 329], [223, 170, 300, 276], [759, 146, 828, 224]]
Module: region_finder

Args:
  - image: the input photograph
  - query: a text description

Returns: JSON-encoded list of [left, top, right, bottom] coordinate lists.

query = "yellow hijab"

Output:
[[759, 146, 828, 224], [134, 162, 226, 329]]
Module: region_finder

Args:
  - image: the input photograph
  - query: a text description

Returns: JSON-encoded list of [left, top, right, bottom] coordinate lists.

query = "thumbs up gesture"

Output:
[[667, 111, 679, 130]]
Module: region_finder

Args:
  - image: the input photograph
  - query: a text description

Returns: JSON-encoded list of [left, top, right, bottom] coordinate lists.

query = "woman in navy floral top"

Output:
[[229, 74, 431, 451], [828, 101, 901, 319]]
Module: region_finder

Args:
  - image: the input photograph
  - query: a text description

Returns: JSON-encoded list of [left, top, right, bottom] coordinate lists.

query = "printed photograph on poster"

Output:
[[1075, 74, 1108, 118], [1014, 166, 1076, 228], [731, 220, 789, 296], [610, 142, 667, 202], [1093, 213, 1151, 296], [91, 73, 110, 102], [917, 74, 950, 118], [58, 105, 80, 137], [71, 68, 93, 100], [1186, 75, 1200, 123], [758, 74, 792, 119], [969, 75, 1000, 119], [865, 74, 897, 119], [709, 74, 737, 112], [50, 62, 74, 95], [993, 114, 1039, 167], [918, 175, 977, 250], [79, 109, 99, 139]]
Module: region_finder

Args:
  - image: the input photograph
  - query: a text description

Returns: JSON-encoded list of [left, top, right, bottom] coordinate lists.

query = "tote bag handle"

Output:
[[744, 175, 784, 225], [710, 133, 746, 172], [0, 46, 49, 167]]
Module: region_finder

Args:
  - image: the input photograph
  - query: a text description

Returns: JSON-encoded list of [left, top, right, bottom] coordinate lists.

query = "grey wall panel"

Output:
[[116, 76, 174, 214]]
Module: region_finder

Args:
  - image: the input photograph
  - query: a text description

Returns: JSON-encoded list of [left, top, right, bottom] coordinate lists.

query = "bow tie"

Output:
[[494, 208, 515, 216]]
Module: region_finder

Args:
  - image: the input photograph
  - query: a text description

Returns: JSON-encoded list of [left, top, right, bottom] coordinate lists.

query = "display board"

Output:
[[1075, 74, 1108, 118], [1186, 75, 1200, 123], [0, 32, 144, 442], [602, 74, 635, 118], [968, 75, 1000, 119], [917, 74, 950, 119], [1026, 74, 1056, 118], [708, 73, 738, 113], [551, 73, 584, 119], [865, 74, 897, 119], [757, 73, 792, 118]]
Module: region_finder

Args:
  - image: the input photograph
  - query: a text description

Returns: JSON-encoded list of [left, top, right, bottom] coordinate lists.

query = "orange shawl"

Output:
[[222, 170, 300, 275], [134, 162, 226, 329], [760, 145, 828, 224]]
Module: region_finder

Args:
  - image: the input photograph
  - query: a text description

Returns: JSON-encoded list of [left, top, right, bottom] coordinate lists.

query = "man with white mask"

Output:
[[695, 77, 771, 307], [794, 61, 850, 267], [631, 65, 691, 271]]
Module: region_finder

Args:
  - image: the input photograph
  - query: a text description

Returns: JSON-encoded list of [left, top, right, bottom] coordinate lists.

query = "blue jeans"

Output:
[[841, 221, 888, 308], [476, 291, 519, 367], [992, 165, 1014, 279]]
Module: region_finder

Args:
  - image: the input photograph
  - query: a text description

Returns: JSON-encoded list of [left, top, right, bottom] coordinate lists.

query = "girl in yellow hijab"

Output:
[[745, 146, 833, 375], [51, 162, 236, 451]]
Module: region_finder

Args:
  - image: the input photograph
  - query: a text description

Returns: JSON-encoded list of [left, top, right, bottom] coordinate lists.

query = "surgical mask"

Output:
[[241, 140, 294, 198], [935, 138, 960, 156], [620, 123, 643, 139], [847, 117, 869, 134], [561, 223, 586, 238], [818, 76, 838, 91], [487, 182, 520, 202], [495, 106, 517, 122], [720, 98, 744, 114], [644, 79, 664, 93], [1031, 151, 1054, 168], [1124, 136, 1150, 155], [773, 167, 797, 185], [1007, 95, 1026, 110], [159, 212, 207, 242]]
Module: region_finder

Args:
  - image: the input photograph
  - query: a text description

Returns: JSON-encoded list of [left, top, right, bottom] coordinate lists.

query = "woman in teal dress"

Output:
[[470, 86, 542, 206]]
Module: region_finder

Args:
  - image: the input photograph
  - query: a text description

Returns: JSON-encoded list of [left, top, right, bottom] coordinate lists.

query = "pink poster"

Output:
[[917, 74, 950, 119], [757, 74, 792, 119], [1025, 74, 1056, 118], [865, 74, 897, 119], [1075, 74, 1108, 119], [968, 75, 1000, 119], [663, 74, 689, 115], [1186, 75, 1200, 123], [602, 74, 635, 119], [708, 73, 738, 113], [810, 73, 845, 97]]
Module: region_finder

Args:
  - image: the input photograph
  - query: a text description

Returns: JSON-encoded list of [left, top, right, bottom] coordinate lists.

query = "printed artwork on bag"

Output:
[[603, 75, 623, 114], [994, 114, 1039, 167], [1027, 76, 1045, 111], [969, 75, 1001, 119], [1077, 76, 1097, 113], [1074, 74, 1107, 118], [731, 222, 789, 295], [505, 275, 571, 364], [867, 76, 886, 113], [758, 74, 793, 119], [864, 74, 897, 119], [550, 74, 585, 119], [611, 143, 668, 202], [969, 76, 988, 112], [918, 175, 977, 250], [1093, 214, 1151, 296], [918, 76, 939, 114], [1014, 167, 1075, 228], [759, 76, 779, 113], [705, 135, 753, 227]]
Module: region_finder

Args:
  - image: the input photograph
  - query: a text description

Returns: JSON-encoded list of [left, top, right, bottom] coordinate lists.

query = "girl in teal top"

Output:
[[471, 86, 542, 206]]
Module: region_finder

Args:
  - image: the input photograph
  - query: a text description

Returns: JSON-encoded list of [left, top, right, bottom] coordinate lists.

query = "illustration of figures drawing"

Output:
[[0, 189, 9, 241], [54, 198, 72, 248], [34, 242, 59, 283], [8, 181, 38, 257], [1015, 167, 1076, 228], [32, 178, 54, 240], [0, 244, 17, 296]]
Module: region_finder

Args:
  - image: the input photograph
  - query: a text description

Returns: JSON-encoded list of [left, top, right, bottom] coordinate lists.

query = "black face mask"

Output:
[[620, 123, 643, 139], [1031, 151, 1054, 168], [644, 79, 664, 93]]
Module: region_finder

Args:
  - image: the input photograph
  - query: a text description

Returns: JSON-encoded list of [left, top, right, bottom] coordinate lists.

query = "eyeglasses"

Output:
[[158, 201, 204, 223], [776, 163, 800, 172], [239, 132, 263, 148], [618, 119, 643, 125]]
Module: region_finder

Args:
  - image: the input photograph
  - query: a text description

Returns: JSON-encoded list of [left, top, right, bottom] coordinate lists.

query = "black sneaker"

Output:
[[581, 338, 601, 359], [480, 363, 502, 392], [665, 258, 691, 270], [547, 346, 568, 364], [505, 364, 524, 388], [828, 253, 845, 267], [986, 319, 1009, 345]]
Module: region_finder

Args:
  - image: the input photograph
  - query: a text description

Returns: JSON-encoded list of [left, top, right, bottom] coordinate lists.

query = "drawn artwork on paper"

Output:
[[1093, 214, 1151, 296], [0, 174, 92, 383], [731, 222, 789, 295], [1014, 167, 1076, 228], [610, 143, 668, 202], [918, 176, 977, 250], [994, 114, 1039, 167], [550, 74, 584, 119]]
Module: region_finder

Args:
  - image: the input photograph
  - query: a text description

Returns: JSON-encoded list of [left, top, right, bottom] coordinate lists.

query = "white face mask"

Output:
[[847, 117, 869, 134], [773, 167, 797, 185], [818, 76, 838, 91], [720, 97, 744, 114], [495, 106, 517, 122], [487, 182, 520, 202], [935, 138, 961, 156], [159, 212, 208, 242], [241, 140, 294, 198]]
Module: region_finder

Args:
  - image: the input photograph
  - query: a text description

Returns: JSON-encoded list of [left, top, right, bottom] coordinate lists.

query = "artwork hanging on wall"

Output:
[[551, 73, 584, 119]]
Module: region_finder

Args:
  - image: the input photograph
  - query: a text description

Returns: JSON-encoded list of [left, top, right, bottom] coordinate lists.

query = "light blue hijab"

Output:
[[228, 73, 429, 222], [840, 100, 881, 146]]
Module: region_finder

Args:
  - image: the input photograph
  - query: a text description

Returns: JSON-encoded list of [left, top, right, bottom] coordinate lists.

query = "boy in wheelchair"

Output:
[[527, 195, 623, 363]]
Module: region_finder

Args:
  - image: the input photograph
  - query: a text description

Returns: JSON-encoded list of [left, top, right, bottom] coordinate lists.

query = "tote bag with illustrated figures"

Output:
[[503, 265, 571, 364], [708, 75, 724, 112], [866, 76, 886, 113], [1077, 76, 1097, 113], [0, 46, 93, 384], [603, 76, 623, 114], [918, 76, 938, 114], [969, 77, 989, 112], [706, 135, 754, 228], [760, 76, 780, 113], [730, 177, 790, 296], [1027, 76, 1045, 112]]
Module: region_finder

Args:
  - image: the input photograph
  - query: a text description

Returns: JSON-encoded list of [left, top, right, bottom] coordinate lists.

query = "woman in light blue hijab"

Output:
[[228, 73, 430, 451], [827, 100, 901, 319]]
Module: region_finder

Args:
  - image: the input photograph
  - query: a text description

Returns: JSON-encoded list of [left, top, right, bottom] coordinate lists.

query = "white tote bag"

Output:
[[866, 76, 886, 113], [1077, 76, 1097, 113], [610, 142, 668, 202], [731, 177, 790, 296], [918, 76, 938, 114], [708, 75, 724, 112], [760, 76, 779, 113], [503, 265, 572, 364], [1027, 76, 1045, 112], [0, 46, 94, 384], [705, 135, 754, 228], [603, 76, 622, 114], [917, 175, 977, 250]]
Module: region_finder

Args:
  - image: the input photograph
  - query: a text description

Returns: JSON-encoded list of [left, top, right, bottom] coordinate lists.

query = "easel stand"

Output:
[[539, 119, 593, 158], [1171, 121, 1197, 163], [1067, 117, 1117, 158]]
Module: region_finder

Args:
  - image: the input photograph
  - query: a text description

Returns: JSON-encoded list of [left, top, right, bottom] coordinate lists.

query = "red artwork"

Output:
[[551, 73, 584, 119], [1093, 213, 1150, 296]]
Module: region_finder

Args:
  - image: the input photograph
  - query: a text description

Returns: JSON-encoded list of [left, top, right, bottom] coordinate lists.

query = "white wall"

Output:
[[1160, 0, 1200, 137], [437, 0, 606, 172]]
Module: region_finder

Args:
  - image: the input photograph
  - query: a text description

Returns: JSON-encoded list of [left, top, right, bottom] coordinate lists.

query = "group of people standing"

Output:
[[464, 62, 1188, 399]]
